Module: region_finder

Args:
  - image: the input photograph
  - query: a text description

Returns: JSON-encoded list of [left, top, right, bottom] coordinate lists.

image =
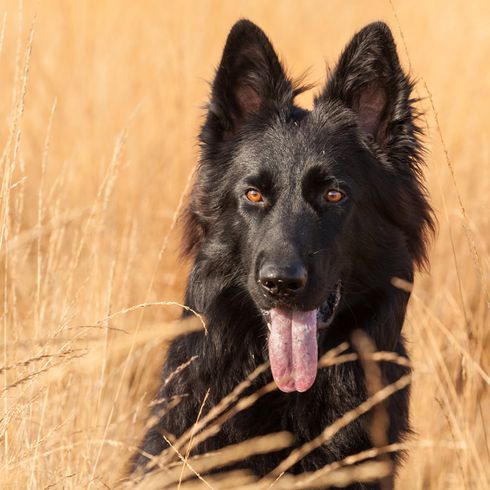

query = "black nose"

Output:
[[258, 262, 307, 297]]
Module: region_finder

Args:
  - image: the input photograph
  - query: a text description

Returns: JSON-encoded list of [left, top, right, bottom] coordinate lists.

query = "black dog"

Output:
[[133, 19, 433, 488]]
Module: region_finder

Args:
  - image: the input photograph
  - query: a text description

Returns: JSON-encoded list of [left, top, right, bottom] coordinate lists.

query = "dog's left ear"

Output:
[[317, 22, 415, 149]]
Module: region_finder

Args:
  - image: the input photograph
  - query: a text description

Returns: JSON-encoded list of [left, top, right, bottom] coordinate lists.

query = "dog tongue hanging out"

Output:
[[268, 308, 318, 392], [267, 280, 342, 392], [133, 18, 433, 486]]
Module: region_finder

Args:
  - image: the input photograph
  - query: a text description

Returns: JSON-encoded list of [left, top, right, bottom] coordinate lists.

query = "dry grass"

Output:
[[0, 0, 489, 488]]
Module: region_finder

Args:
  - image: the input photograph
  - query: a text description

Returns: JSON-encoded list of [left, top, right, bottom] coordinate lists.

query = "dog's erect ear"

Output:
[[205, 19, 293, 141], [317, 22, 415, 148]]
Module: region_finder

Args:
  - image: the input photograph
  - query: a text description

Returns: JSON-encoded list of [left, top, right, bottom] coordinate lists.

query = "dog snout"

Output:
[[258, 262, 307, 298]]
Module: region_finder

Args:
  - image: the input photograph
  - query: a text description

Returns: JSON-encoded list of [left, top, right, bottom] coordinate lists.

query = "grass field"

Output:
[[1, 1, 489, 488]]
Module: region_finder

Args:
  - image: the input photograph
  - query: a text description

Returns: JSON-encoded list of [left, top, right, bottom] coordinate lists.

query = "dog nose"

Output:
[[258, 262, 307, 297]]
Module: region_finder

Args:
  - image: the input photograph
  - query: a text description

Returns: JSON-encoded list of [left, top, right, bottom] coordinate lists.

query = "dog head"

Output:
[[183, 20, 433, 392]]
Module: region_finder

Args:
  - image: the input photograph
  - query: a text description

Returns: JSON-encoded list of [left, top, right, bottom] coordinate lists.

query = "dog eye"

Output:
[[245, 189, 264, 203], [324, 189, 345, 203]]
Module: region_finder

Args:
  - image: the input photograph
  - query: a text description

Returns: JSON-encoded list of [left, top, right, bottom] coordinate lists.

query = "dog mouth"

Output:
[[261, 281, 342, 393]]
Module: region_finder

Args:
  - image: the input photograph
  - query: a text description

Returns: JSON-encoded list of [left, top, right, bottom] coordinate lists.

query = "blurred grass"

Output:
[[0, 0, 488, 488]]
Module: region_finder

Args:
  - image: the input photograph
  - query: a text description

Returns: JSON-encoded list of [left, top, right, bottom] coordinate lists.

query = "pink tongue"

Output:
[[268, 308, 318, 393]]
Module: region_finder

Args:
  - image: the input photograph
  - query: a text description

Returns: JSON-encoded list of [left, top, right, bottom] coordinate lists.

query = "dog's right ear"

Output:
[[203, 19, 293, 142]]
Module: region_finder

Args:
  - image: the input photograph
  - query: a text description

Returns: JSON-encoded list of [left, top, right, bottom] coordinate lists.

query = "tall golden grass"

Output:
[[1, 0, 488, 488]]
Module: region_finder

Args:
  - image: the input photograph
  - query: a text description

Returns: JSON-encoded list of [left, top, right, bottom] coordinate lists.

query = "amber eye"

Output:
[[245, 189, 264, 203], [324, 189, 344, 203]]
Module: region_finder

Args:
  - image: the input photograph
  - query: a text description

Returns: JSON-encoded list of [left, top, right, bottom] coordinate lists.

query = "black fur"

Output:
[[132, 20, 434, 488]]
